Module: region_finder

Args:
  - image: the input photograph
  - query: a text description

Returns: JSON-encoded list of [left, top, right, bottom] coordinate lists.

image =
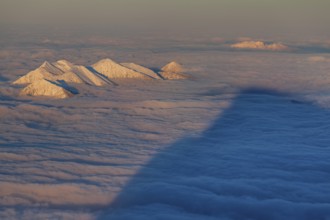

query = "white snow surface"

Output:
[[1, 47, 330, 220], [121, 63, 161, 79]]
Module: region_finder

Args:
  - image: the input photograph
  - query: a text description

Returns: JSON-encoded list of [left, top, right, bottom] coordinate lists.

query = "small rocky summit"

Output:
[[159, 61, 188, 80], [13, 58, 189, 99]]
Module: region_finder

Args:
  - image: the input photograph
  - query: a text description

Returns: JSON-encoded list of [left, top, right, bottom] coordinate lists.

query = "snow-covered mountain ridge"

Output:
[[13, 59, 188, 98]]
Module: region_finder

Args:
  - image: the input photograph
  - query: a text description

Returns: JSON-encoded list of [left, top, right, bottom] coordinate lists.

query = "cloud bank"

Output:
[[2, 36, 330, 219], [102, 88, 330, 220]]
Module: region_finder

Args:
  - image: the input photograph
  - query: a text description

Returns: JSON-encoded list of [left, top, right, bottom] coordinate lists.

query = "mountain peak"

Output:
[[161, 61, 184, 73], [54, 60, 74, 72], [56, 59, 72, 64], [20, 79, 73, 99], [39, 60, 64, 75], [92, 58, 152, 79], [94, 58, 118, 65], [230, 41, 289, 51], [40, 61, 52, 68], [55, 59, 73, 66], [159, 61, 188, 80]]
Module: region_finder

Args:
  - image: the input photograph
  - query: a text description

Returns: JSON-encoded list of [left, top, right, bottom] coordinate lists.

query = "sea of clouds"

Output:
[[1, 32, 330, 219]]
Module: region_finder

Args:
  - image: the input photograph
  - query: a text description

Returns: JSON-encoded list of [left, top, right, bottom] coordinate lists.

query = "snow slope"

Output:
[[92, 58, 154, 79], [19, 79, 73, 98], [13, 61, 63, 84], [121, 62, 161, 79]]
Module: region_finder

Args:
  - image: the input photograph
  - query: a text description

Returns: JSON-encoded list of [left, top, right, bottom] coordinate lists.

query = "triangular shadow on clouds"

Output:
[[99, 87, 330, 220], [0, 75, 8, 82]]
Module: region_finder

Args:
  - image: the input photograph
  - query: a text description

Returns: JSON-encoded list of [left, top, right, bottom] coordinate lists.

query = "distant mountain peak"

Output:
[[161, 61, 184, 73], [230, 40, 289, 51], [159, 61, 187, 80]]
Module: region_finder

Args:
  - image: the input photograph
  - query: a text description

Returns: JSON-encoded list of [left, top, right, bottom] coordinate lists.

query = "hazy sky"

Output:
[[1, 0, 329, 40]]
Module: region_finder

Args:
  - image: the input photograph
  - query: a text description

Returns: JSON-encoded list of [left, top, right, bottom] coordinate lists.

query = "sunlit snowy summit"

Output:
[[159, 61, 188, 80], [12, 59, 188, 98]]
